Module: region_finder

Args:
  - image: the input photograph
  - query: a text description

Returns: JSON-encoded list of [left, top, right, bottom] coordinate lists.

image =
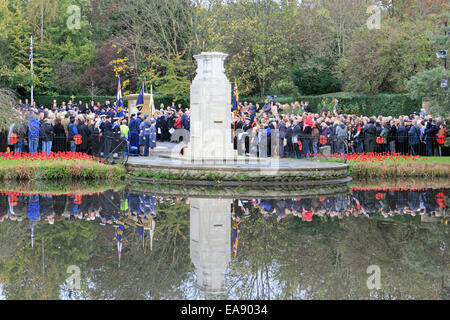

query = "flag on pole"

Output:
[[30, 36, 34, 105], [144, 216, 156, 251], [136, 83, 144, 112], [149, 85, 155, 116], [112, 216, 125, 267], [232, 220, 241, 259], [30, 222, 35, 248], [29, 36, 33, 66], [136, 215, 145, 250], [116, 77, 124, 119], [232, 80, 241, 117]]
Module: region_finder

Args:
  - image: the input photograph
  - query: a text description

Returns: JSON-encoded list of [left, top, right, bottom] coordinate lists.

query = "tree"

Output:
[[406, 67, 450, 118], [405, 8, 450, 118], [337, 18, 436, 94], [0, 88, 25, 131], [290, 58, 342, 95], [204, 0, 302, 97]]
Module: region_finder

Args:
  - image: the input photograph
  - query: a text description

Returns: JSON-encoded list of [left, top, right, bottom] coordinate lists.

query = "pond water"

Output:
[[0, 183, 449, 300]]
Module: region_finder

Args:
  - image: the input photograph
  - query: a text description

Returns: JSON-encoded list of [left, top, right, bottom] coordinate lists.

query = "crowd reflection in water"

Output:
[[0, 188, 448, 226], [232, 188, 448, 223], [0, 187, 448, 292]]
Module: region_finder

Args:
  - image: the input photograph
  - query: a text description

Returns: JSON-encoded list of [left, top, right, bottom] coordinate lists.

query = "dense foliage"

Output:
[[0, 0, 448, 109]]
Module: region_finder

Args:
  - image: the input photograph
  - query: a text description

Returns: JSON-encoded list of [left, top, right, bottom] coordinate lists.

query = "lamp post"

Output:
[[445, 19, 448, 70]]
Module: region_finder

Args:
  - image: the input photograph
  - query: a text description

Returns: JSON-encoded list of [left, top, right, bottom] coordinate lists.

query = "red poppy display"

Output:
[[74, 134, 82, 145], [9, 133, 18, 145]]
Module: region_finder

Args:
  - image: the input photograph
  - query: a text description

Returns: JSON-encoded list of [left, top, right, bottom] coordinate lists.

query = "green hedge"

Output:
[[241, 92, 421, 117], [239, 94, 297, 106], [26, 92, 421, 117]]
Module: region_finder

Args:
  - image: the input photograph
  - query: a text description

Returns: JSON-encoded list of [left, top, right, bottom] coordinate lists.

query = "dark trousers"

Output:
[[102, 135, 113, 159], [130, 133, 139, 148], [286, 139, 293, 157], [409, 143, 418, 155], [143, 136, 150, 156], [365, 138, 375, 153], [301, 139, 310, 158], [426, 140, 434, 156], [398, 141, 408, 154]]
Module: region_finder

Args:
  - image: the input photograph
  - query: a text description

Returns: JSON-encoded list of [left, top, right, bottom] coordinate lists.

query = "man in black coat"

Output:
[[292, 119, 302, 158], [363, 118, 377, 153], [88, 120, 100, 156], [101, 116, 114, 158], [424, 118, 439, 156], [276, 114, 286, 157], [242, 117, 252, 155], [78, 118, 90, 153], [397, 120, 408, 154]]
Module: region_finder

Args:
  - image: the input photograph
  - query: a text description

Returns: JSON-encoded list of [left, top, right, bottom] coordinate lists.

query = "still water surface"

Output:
[[0, 184, 449, 300]]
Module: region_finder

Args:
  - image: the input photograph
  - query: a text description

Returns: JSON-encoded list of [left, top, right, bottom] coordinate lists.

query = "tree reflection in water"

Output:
[[0, 186, 448, 300]]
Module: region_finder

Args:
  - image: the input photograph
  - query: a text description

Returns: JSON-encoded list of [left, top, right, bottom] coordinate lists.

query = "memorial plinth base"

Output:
[[125, 155, 351, 190], [161, 153, 273, 164]]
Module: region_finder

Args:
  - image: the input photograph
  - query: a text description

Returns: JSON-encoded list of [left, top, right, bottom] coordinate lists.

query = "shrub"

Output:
[[281, 92, 421, 117], [290, 65, 342, 95]]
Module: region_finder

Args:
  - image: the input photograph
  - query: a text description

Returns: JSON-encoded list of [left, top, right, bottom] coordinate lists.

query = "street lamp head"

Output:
[[436, 50, 448, 59]]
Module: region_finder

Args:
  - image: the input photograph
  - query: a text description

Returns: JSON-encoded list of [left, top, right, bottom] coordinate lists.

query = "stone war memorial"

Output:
[[183, 52, 237, 161], [126, 52, 350, 188]]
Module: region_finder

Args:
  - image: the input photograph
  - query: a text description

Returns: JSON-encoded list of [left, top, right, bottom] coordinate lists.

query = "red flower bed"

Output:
[[0, 152, 103, 163], [308, 152, 428, 163]]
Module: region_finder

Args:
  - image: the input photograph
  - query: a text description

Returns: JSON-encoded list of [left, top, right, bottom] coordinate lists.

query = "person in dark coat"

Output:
[[242, 117, 252, 155], [292, 120, 302, 158], [53, 117, 67, 152], [77, 118, 90, 153], [408, 120, 421, 156], [128, 113, 140, 150], [363, 118, 377, 153], [101, 116, 114, 158], [0, 129, 9, 153], [424, 118, 439, 156], [41, 118, 54, 154], [88, 119, 100, 156], [52, 194, 67, 217], [276, 115, 286, 158], [99, 190, 121, 222], [160, 113, 170, 142], [40, 194, 55, 224], [181, 109, 190, 131], [139, 114, 152, 156], [397, 120, 408, 154], [128, 193, 141, 216]]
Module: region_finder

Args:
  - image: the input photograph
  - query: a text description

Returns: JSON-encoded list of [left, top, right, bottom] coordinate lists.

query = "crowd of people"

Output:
[[233, 188, 448, 223], [1, 188, 447, 226], [230, 99, 449, 158], [6, 97, 448, 160], [8, 99, 191, 159]]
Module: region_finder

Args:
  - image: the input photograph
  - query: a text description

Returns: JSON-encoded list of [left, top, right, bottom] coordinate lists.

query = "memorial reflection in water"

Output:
[[0, 186, 448, 299]]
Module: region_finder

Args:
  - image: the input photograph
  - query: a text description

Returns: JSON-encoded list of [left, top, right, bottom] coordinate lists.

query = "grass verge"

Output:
[[0, 159, 126, 181], [348, 156, 450, 178]]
